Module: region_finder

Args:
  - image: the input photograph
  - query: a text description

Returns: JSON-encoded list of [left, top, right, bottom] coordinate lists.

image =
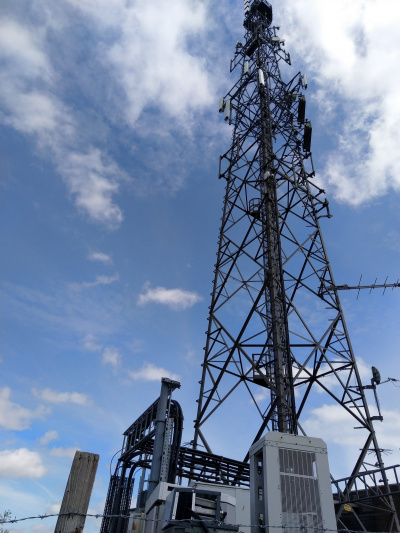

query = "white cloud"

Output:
[[280, 0, 400, 205], [0, 18, 52, 83], [70, 273, 119, 291], [138, 283, 202, 310], [303, 403, 360, 447], [302, 403, 400, 478], [128, 362, 180, 382], [355, 357, 374, 382], [304, 403, 400, 453], [8, 0, 397, 224], [67, 0, 214, 125], [32, 388, 89, 405], [376, 409, 400, 451], [50, 446, 79, 459], [253, 390, 268, 403], [1, 18, 73, 150], [38, 430, 59, 446], [0, 448, 46, 478], [82, 333, 102, 352], [102, 347, 121, 367], [0, 19, 73, 143], [0, 387, 49, 430], [57, 149, 126, 228], [0, 1, 233, 221], [1, 17, 126, 229], [46, 502, 62, 515], [88, 251, 113, 264], [0, 2, 221, 228], [108, 2, 213, 125], [3, 90, 70, 138]]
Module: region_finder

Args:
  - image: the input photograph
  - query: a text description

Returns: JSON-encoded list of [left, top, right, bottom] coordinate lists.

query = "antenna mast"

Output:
[[193, 0, 398, 528]]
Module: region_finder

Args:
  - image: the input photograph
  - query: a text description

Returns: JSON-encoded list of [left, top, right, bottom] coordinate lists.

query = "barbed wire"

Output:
[[0, 511, 395, 533]]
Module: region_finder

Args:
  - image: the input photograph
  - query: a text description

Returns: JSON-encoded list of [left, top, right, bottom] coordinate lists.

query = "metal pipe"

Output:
[[147, 378, 180, 499]]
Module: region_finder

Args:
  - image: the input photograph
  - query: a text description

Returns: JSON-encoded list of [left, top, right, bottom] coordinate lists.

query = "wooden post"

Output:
[[54, 451, 99, 533]]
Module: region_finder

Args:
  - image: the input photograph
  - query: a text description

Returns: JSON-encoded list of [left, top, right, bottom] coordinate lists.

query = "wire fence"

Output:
[[0, 512, 395, 533]]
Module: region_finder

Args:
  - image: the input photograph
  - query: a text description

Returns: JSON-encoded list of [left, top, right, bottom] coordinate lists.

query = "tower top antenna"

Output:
[[243, 0, 273, 29]]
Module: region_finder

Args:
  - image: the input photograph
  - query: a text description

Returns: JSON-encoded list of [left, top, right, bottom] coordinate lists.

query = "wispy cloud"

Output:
[[88, 251, 113, 264], [138, 283, 202, 310], [68, 0, 214, 125], [102, 347, 121, 367], [1, 17, 127, 229], [0, 387, 49, 431], [57, 149, 125, 228], [0, 1, 224, 226], [38, 430, 59, 446], [70, 273, 119, 291], [354, 357, 374, 382], [32, 388, 90, 406], [3, 0, 246, 226], [49, 446, 79, 459], [0, 19, 52, 82], [82, 333, 102, 352], [128, 362, 180, 382], [280, 0, 400, 205], [253, 389, 269, 403], [3, 281, 128, 342], [304, 403, 400, 453], [0, 448, 46, 478]]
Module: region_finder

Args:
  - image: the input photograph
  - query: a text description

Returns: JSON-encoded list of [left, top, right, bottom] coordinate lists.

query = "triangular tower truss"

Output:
[[193, 1, 398, 529]]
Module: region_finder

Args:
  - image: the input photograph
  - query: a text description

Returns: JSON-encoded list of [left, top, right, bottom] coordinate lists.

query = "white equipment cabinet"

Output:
[[249, 432, 337, 533]]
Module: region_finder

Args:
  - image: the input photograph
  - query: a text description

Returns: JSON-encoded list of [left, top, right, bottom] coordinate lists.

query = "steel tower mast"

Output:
[[193, 1, 398, 528]]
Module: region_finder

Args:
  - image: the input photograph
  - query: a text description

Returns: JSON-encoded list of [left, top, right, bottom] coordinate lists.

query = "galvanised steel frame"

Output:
[[193, 1, 398, 529], [101, 381, 183, 533]]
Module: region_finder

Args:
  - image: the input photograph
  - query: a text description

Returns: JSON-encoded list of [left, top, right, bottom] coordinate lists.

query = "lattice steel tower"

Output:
[[193, 1, 398, 529]]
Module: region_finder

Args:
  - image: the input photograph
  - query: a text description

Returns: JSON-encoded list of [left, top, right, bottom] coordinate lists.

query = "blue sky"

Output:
[[1, 1, 399, 532]]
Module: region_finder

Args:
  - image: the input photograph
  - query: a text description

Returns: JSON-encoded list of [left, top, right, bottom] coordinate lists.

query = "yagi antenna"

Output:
[[330, 275, 400, 297]]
